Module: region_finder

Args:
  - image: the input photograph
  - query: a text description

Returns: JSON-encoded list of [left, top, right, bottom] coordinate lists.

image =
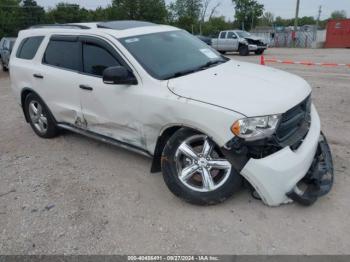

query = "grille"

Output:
[[275, 96, 312, 148]]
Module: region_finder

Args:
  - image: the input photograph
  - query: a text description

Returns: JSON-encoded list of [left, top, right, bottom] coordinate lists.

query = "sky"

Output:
[[35, 0, 350, 20]]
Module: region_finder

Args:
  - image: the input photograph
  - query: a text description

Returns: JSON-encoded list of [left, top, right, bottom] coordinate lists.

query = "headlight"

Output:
[[231, 115, 281, 141]]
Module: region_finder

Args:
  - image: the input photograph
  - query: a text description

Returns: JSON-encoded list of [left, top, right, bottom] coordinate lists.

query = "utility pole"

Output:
[[314, 5, 322, 42], [293, 0, 300, 47], [294, 0, 300, 32], [316, 5, 322, 29]]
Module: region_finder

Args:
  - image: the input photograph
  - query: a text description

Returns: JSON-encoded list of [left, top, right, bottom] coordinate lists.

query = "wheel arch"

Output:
[[20, 88, 56, 124], [150, 124, 220, 173]]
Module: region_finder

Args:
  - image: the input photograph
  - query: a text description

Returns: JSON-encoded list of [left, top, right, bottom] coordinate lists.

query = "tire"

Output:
[[161, 128, 242, 205], [238, 45, 249, 56], [1, 62, 8, 72], [255, 49, 264, 55], [24, 93, 59, 138], [218, 50, 226, 54]]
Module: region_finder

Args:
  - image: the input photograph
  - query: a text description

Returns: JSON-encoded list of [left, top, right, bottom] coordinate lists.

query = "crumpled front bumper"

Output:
[[286, 133, 334, 206], [237, 105, 334, 206]]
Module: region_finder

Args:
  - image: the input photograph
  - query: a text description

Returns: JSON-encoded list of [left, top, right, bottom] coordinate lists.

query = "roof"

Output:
[[20, 20, 178, 39], [29, 20, 157, 30], [97, 21, 156, 30]]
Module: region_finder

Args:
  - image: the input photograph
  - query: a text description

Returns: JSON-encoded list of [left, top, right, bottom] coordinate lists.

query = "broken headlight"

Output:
[[231, 115, 281, 141]]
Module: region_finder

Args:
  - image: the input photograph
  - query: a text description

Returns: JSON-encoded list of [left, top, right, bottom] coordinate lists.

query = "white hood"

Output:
[[167, 60, 311, 117], [245, 36, 263, 41]]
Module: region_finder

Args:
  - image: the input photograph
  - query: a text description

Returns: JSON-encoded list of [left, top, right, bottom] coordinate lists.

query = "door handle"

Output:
[[79, 85, 93, 91], [33, 74, 44, 79]]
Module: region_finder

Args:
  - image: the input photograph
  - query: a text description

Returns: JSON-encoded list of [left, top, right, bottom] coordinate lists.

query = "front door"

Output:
[[226, 32, 239, 51], [78, 36, 144, 149]]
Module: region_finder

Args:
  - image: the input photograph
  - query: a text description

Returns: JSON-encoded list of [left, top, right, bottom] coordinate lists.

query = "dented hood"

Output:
[[167, 60, 311, 117], [245, 36, 263, 41]]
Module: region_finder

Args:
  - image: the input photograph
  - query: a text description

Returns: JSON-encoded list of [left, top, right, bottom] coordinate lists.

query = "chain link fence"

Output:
[[253, 30, 326, 48]]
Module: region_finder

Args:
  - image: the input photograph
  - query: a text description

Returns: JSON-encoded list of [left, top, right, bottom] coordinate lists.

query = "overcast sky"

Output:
[[36, 0, 350, 20]]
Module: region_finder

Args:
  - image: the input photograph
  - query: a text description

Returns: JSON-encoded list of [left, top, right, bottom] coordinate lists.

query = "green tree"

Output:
[[0, 0, 22, 38], [259, 11, 274, 26], [19, 0, 45, 29], [232, 0, 264, 31], [111, 0, 167, 23], [298, 16, 316, 25], [45, 3, 91, 24], [331, 10, 347, 19], [169, 0, 202, 32], [202, 16, 232, 37]]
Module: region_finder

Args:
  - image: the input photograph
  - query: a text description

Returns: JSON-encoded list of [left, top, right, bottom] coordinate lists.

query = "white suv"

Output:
[[10, 21, 334, 206]]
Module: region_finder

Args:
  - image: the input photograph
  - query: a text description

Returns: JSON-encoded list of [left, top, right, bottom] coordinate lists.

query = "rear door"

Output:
[[78, 36, 144, 148], [37, 35, 83, 126]]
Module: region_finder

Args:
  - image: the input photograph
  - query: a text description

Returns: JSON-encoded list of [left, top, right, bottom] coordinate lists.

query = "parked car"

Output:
[[196, 35, 212, 46], [211, 30, 267, 56], [10, 21, 333, 207], [0, 38, 5, 55], [0, 37, 17, 71]]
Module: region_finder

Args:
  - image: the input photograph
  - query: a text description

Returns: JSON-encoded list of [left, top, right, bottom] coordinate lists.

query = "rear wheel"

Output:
[[24, 93, 59, 138], [239, 45, 249, 56], [161, 128, 242, 205]]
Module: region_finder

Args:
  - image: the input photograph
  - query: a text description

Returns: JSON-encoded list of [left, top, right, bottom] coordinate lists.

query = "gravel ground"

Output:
[[0, 48, 349, 255]]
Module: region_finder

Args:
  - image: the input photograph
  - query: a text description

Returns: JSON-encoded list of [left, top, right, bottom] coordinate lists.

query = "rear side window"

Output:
[[83, 43, 120, 77], [43, 40, 81, 71], [16, 36, 44, 60]]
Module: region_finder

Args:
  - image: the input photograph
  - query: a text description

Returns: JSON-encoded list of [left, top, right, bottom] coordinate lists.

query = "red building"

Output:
[[325, 19, 350, 48]]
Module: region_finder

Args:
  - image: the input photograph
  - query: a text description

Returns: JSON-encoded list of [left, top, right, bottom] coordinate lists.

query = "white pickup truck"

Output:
[[211, 30, 267, 56]]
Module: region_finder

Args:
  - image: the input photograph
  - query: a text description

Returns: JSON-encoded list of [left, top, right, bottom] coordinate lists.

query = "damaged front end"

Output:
[[287, 134, 334, 206], [222, 99, 334, 207]]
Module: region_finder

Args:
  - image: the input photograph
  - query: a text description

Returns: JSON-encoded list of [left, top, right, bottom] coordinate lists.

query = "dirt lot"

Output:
[[0, 48, 349, 255]]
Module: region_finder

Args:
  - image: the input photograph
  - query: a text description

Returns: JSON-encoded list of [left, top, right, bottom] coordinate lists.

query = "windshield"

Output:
[[120, 30, 227, 80], [236, 31, 251, 38]]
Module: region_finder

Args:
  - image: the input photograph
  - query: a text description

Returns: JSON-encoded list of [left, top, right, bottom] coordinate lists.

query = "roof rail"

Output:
[[29, 24, 90, 30]]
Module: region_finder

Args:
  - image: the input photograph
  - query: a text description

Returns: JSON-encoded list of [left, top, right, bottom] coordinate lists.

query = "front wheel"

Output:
[[255, 49, 265, 55], [238, 45, 249, 56], [161, 128, 242, 205]]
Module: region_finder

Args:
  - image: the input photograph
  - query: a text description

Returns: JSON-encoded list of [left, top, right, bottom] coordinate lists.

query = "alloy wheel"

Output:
[[28, 100, 48, 134], [175, 135, 232, 192]]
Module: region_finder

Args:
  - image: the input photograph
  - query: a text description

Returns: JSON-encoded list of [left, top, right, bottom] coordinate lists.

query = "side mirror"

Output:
[[103, 66, 137, 85]]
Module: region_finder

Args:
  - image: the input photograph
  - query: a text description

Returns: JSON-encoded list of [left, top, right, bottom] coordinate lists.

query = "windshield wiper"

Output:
[[165, 60, 226, 80], [165, 69, 198, 80], [198, 59, 226, 70]]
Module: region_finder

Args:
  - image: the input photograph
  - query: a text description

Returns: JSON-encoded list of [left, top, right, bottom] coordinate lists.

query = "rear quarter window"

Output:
[[16, 36, 44, 60]]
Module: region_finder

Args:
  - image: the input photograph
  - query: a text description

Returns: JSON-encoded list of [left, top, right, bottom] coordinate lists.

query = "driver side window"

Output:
[[227, 32, 237, 39], [83, 43, 121, 77], [219, 32, 227, 39]]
